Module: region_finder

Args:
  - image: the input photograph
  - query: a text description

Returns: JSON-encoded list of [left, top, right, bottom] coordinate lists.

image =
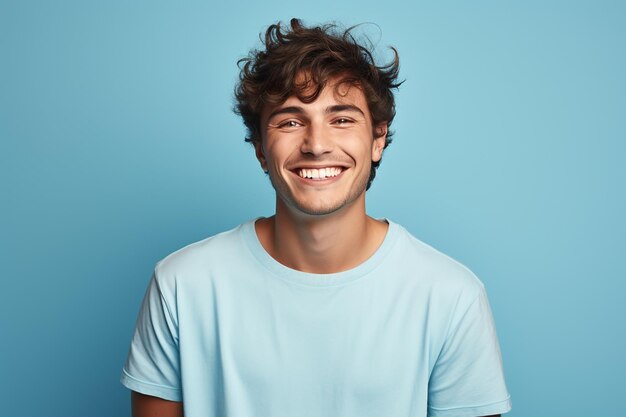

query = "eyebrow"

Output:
[[267, 106, 304, 120], [326, 104, 365, 116], [267, 104, 365, 121]]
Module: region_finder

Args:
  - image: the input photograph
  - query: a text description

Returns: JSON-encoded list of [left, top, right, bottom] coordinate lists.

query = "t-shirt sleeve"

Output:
[[428, 285, 511, 417], [120, 272, 182, 401]]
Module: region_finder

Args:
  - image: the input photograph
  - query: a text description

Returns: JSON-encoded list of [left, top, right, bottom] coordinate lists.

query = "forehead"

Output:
[[261, 76, 370, 120]]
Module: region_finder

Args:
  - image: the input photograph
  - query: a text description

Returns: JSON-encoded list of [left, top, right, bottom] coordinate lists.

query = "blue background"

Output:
[[2, 1, 624, 416]]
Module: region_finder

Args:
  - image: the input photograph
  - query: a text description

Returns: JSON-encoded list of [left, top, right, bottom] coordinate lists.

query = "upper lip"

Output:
[[288, 163, 350, 170]]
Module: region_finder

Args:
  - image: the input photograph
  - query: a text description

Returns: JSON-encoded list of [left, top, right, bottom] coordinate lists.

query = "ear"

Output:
[[371, 123, 388, 163], [254, 140, 268, 172]]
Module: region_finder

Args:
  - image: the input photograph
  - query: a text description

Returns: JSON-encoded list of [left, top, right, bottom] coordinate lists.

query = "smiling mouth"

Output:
[[295, 167, 344, 180]]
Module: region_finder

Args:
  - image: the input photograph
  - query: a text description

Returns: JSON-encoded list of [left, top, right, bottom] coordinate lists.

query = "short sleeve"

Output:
[[120, 272, 182, 401], [428, 286, 512, 417]]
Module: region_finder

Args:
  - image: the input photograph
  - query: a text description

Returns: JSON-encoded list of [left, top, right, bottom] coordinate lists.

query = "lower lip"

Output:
[[291, 169, 346, 185]]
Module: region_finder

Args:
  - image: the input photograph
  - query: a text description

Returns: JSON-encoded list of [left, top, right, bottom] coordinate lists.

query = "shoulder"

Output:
[[153, 221, 250, 289], [390, 221, 485, 299]]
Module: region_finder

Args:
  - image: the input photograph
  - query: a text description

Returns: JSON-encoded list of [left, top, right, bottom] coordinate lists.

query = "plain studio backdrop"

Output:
[[1, 1, 624, 416]]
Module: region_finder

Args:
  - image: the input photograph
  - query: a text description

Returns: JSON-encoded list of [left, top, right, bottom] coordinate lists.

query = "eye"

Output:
[[278, 120, 302, 128], [333, 117, 354, 126]]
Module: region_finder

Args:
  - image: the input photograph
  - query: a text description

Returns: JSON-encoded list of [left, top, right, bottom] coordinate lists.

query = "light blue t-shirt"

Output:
[[121, 220, 511, 417]]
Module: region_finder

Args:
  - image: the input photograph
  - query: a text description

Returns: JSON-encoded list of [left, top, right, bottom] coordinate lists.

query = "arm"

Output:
[[131, 391, 183, 417]]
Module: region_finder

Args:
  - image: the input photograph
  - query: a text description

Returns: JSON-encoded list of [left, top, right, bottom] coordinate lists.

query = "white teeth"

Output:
[[297, 167, 342, 179]]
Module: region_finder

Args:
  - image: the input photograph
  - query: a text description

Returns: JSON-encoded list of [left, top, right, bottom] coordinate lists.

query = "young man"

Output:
[[121, 19, 511, 417]]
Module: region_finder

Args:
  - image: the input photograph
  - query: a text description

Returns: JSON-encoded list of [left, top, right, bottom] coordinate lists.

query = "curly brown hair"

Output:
[[234, 18, 401, 189]]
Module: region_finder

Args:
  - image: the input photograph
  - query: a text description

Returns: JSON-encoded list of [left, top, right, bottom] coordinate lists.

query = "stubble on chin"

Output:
[[268, 168, 370, 216]]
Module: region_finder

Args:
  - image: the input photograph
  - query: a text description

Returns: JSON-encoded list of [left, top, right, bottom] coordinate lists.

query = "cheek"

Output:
[[265, 142, 294, 170]]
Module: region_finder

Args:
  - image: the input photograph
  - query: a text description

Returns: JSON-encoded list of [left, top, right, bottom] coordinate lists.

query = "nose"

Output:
[[300, 123, 333, 156]]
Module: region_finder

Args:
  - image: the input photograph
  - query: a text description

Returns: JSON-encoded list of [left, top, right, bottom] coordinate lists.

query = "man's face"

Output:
[[256, 77, 387, 217]]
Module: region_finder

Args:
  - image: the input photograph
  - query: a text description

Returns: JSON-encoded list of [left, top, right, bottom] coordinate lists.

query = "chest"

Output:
[[188, 279, 435, 407]]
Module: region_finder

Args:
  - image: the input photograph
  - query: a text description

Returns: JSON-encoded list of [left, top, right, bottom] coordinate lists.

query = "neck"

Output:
[[255, 196, 388, 274]]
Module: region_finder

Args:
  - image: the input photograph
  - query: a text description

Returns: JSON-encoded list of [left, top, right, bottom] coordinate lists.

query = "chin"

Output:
[[293, 204, 344, 216], [271, 175, 368, 217], [284, 193, 362, 217]]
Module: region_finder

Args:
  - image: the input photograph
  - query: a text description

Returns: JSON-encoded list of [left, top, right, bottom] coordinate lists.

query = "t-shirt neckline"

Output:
[[241, 218, 400, 287]]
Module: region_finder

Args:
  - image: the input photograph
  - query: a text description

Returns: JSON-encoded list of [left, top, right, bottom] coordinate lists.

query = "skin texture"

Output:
[[257, 78, 386, 217], [254, 77, 389, 274]]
